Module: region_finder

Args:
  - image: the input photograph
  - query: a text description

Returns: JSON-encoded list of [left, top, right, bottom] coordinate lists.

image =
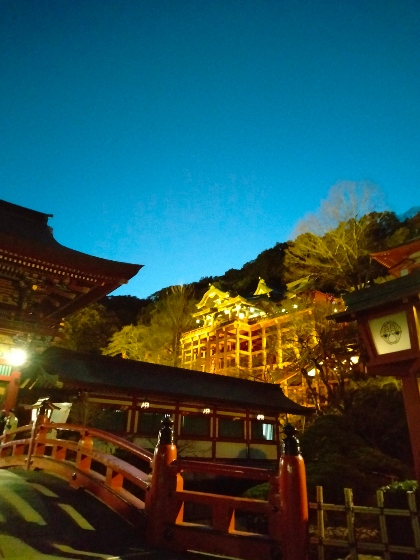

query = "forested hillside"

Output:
[[103, 204, 420, 321], [62, 182, 420, 356], [58, 193, 420, 497]]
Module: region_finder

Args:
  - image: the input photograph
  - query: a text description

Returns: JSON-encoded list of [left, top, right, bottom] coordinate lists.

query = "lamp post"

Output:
[[331, 270, 420, 483], [0, 339, 28, 412]]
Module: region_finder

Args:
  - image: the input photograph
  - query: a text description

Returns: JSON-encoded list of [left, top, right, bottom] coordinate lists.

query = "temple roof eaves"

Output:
[[0, 199, 142, 282]]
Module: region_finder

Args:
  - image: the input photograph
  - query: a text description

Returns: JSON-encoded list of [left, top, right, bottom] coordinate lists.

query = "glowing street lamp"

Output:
[[0, 341, 28, 412], [6, 347, 27, 367]]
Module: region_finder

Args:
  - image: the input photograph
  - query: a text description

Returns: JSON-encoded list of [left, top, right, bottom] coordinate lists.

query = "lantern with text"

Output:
[[332, 270, 420, 483]]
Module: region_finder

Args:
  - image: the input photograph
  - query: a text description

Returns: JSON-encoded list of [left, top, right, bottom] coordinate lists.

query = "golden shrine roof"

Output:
[[253, 277, 273, 296], [195, 284, 230, 310]]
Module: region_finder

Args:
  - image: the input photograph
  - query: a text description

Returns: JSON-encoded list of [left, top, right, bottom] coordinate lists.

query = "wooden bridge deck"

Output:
[[0, 468, 212, 560]]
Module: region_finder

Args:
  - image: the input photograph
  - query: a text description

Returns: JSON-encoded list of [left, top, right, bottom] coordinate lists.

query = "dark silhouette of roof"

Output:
[[333, 269, 420, 322], [0, 200, 142, 334], [0, 199, 142, 282], [25, 347, 312, 415]]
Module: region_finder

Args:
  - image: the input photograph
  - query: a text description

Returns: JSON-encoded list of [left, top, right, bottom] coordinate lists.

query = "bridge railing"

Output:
[[0, 418, 154, 529], [164, 459, 281, 560], [0, 417, 309, 560], [145, 417, 309, 560]]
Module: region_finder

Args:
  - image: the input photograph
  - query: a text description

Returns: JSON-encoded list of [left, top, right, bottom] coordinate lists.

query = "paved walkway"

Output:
[[0, 468, 216, 560]]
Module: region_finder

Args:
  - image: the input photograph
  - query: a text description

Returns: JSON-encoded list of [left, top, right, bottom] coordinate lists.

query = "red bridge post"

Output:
[[145, 415, 178, 547], [279, 423, 309, 560]]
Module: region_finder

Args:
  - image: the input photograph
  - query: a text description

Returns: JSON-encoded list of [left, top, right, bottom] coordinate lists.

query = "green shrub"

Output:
[[242, 482, 269, 500], [380, 480, 418, 494]]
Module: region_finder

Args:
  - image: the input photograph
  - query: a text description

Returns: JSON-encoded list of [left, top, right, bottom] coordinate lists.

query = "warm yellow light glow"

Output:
[[203, 408, 211, 414], [307, 367, 316, 377], [6, 348, 27, 366], [141, 401, 150, 409], [257, 414, 264, 420], [293, 304, 298, 309], [350, 355, 359, 364], [238, 312, 245, 319]]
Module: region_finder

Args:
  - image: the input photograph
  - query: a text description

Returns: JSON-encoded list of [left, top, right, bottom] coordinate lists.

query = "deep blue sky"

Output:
[[1, 1, 419, 299]]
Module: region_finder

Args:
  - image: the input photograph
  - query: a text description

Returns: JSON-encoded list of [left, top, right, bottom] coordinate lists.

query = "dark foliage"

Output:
[[341, 381, 412, 466], [216, 243, 288, 296], [60, 303, 120, 354], [147, 242, 288, 305], [99, 295, 151, 327], [300, 413, 410, 503]]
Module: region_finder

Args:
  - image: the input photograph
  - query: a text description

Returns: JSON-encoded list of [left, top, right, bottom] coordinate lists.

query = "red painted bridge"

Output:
[[0, 467, 194, 559], [0, 417, 309, 560]]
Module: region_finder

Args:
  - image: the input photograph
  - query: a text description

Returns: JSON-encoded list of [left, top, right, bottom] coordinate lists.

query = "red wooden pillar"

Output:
[[401, 369, 420, 484], [279, 424, 309, 560], [3, 370, 20, 412], [145, 415, 178, 548]]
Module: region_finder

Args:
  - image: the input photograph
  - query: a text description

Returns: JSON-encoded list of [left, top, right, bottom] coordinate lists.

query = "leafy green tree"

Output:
[[382, 209, 420, 249], [59, 303, 120, 354], [284, 182, 399, 293], [103, 323, 151, 361], [150, 285, 197, 366], [245, 397, 410, 504], [104, 285, 196, 367], [271, 298, 362, 413]]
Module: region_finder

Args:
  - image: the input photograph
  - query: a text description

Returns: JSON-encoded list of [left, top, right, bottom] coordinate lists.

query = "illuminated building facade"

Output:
[[180, 278, 340, 407]]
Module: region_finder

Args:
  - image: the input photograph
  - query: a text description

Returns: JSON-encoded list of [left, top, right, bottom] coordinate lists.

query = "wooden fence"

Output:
[[309, 486, 420, 560]]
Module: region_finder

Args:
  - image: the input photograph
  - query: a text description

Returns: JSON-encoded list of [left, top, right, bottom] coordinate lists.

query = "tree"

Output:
[[103, 323, 151, 361], [341, 379, 412, 466], [301, 414, 409, 503], [104, 285, 197, 367], [284, 182, 399, 293], [218, 243, 288, 295], [271, 297, 362, 413], [99, 295, 151, 327], [59, 303, 120, 354], [244, 403, 410, 504]]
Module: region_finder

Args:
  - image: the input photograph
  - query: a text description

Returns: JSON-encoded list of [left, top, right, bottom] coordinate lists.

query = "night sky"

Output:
[[1, 1, 419, 298]]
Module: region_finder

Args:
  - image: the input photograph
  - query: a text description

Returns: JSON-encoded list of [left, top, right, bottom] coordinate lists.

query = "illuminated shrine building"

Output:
[[0, 199, 142, 409], [180, 278, 337, 405]]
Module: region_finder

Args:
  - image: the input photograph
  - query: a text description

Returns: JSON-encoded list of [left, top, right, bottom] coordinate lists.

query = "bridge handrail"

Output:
[[0, 418, 309, 560], [39, 422, 154, 463], [170, 458, 275, 481], [0, 423, 33, 442], [33, 437, 151, 492], [147, 447, 282, 560], [0, 420, 154, 529]]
